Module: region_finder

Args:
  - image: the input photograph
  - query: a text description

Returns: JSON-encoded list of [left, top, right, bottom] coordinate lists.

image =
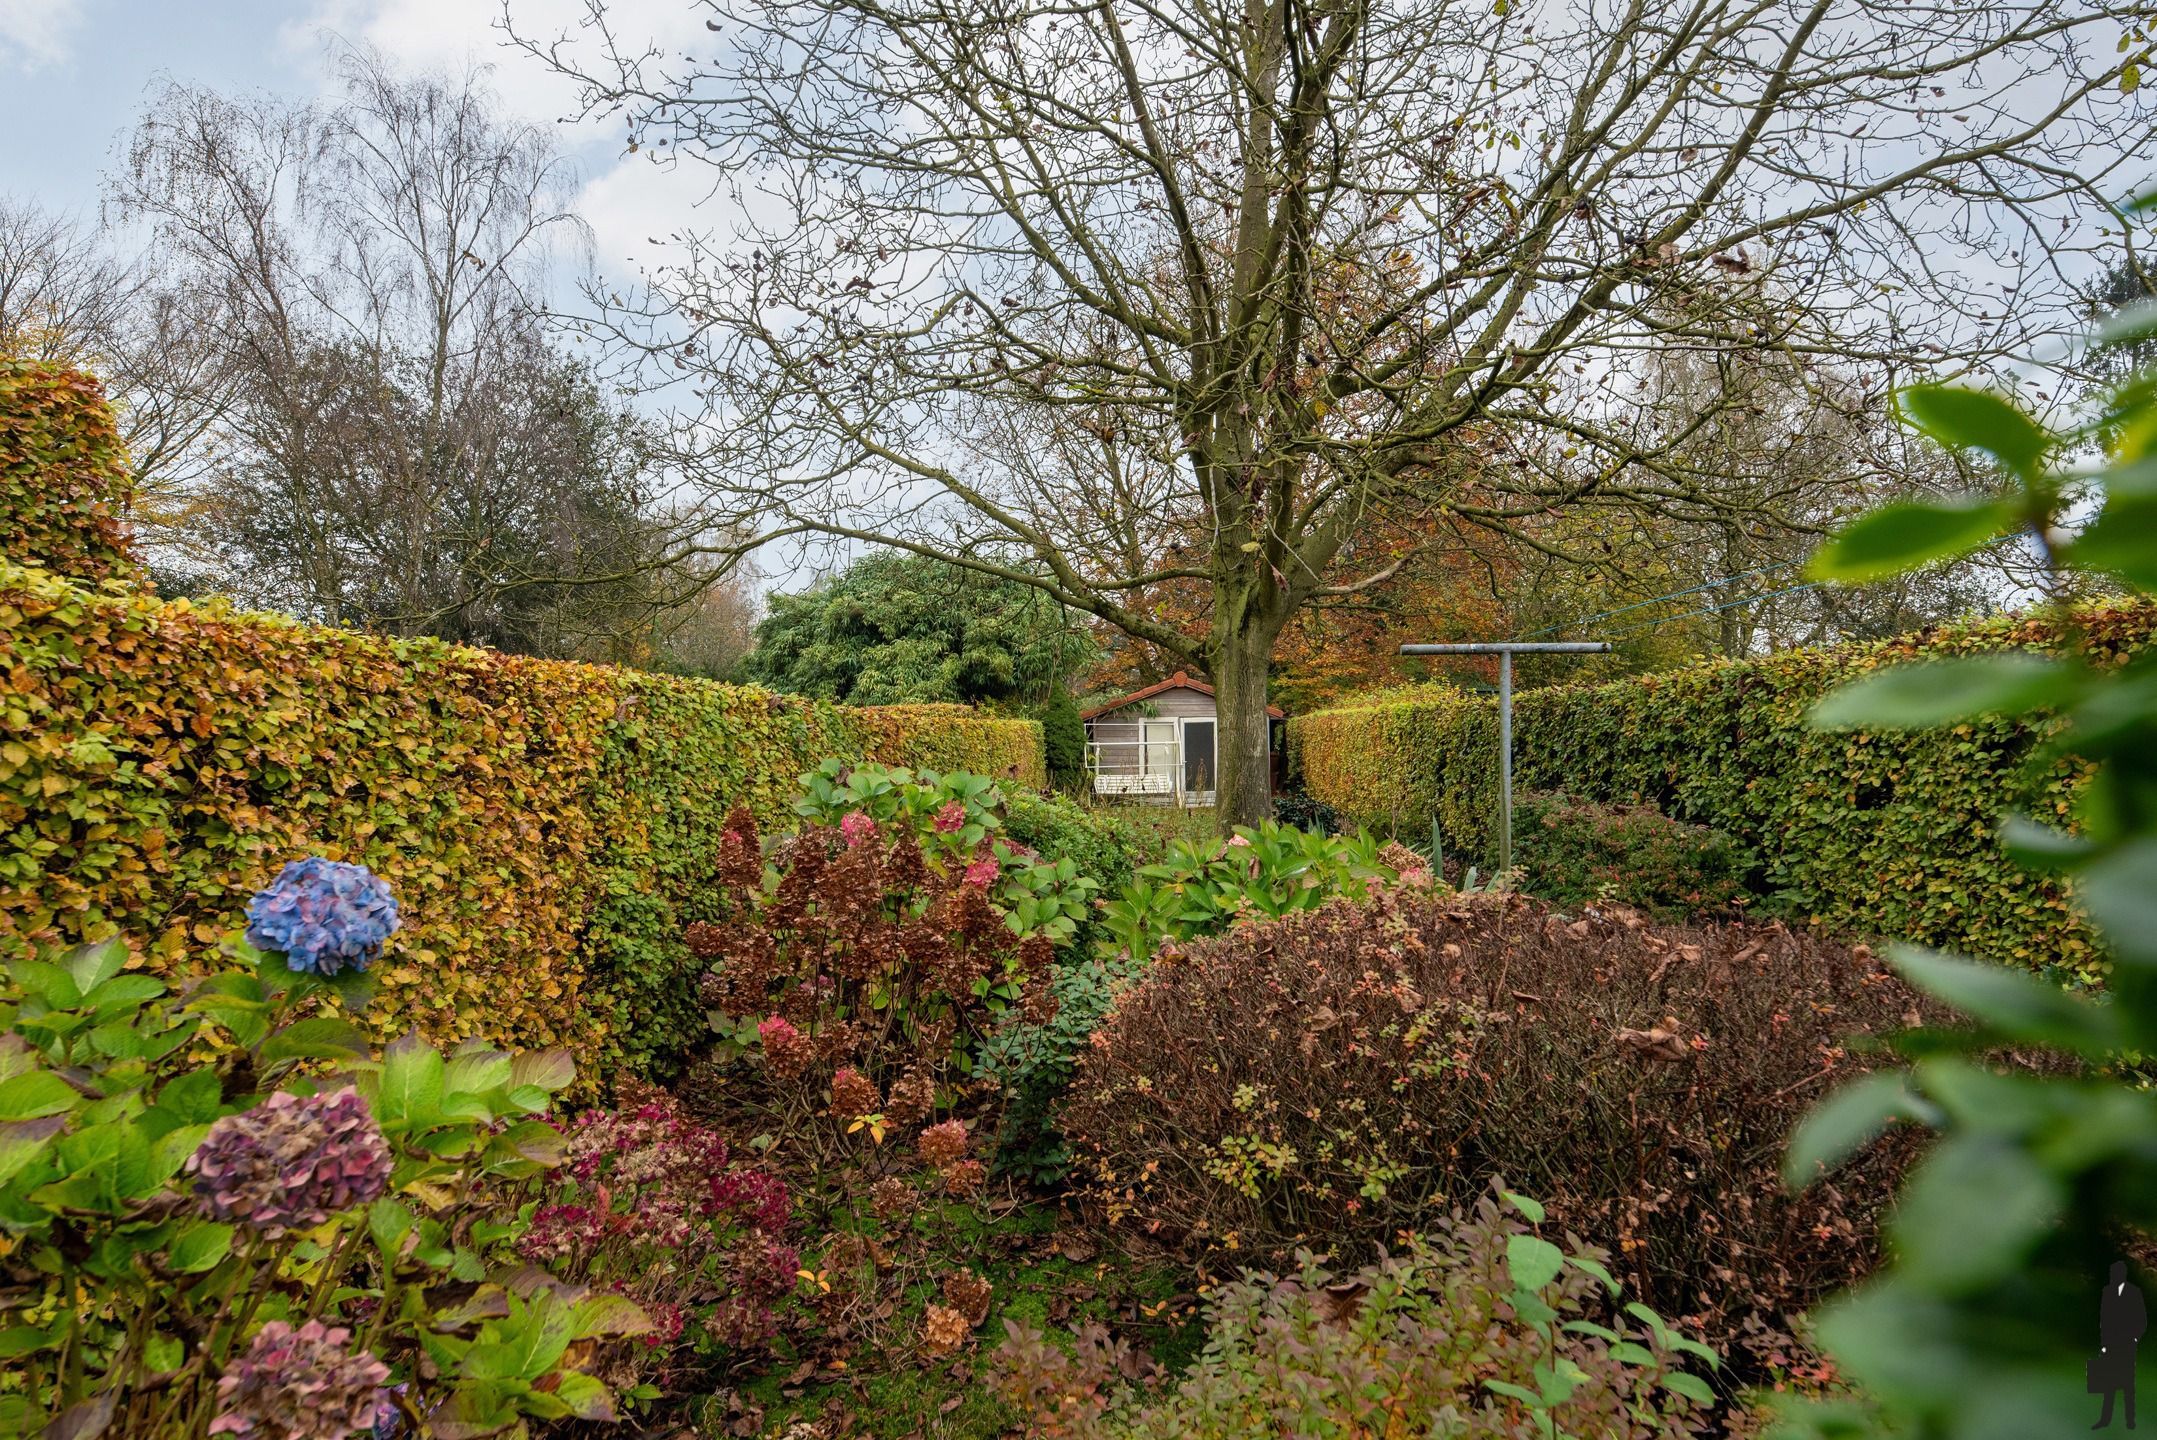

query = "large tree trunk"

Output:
[[1211, 612, 1283, 830]]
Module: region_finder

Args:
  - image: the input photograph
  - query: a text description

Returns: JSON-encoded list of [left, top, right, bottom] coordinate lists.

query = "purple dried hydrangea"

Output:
[[209, 1320, 393, 1440], [187, 1087, 392, 1237], [245, 858, 400, 976]]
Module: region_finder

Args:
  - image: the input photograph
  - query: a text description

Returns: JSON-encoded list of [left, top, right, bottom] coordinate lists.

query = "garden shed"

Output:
[[1080, 671, 1285, 806]]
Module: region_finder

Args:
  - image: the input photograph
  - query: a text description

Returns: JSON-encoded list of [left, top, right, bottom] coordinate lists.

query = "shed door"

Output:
[[1181, 719, 1216, 794], [1140, 719, 1178, 777]]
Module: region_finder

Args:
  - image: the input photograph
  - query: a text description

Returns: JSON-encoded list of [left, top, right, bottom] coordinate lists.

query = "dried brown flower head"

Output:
[[941, 1159, 987, 1197], [830, 1067, 881, 1120], [918, 1119, 970, 1167], [870, 1177, 917, 1220], [885, 1068, 936, 1127], [921, 1303, 972, 1358], [942, 1270, 994, 1328]]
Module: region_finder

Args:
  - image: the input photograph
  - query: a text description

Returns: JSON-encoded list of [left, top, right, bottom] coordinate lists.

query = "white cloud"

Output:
[[0, 0, 87, 72], [576, 150, 735, 286], [283, 0, 573, 121], [279, 0, 713, 127], [279, 0, 733, 285]]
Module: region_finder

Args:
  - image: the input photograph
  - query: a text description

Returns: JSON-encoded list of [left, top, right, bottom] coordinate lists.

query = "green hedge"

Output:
[[1511, 791, 1750, 921], [0, 358, 138, 584], [837, 703, 1046, 788], [0, 560, 1044, 1079], [1288, 604, 2157, 979]]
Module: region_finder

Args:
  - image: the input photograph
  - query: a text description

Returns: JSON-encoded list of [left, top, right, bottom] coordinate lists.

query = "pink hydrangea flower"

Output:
[[187, 1088, 391, 1238], [640, 1300, 686, 1350], [709, 1167, 791, 1232], [932, 800, 967, 833], [963, 855, 999, 888], [839, 811, 879, 848], [758, 1015, 809, 1080], [208, 1320, 391, 1440]]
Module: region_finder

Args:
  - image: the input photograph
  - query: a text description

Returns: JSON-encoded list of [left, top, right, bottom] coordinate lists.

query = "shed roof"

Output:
[[1079, 670, 1286, 721]]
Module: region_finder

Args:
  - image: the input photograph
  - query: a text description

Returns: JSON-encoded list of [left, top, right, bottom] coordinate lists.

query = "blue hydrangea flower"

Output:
[[244, 859, 400, 976]]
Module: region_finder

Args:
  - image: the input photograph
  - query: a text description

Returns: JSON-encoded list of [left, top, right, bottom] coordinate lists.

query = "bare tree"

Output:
[[0, 199, 129, 366], [0, 197, 235, 538], [651, 552, 761, 676], [110, 46, 688, 643], [515, 0, 2157, 822], [1517, 334, 2019, 659]]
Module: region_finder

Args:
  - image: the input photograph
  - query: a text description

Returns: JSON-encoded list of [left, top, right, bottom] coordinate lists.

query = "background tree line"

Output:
[[6, 5, 2153, 795], [515, 0, 2156, 822], [0, 46, 752, 671]]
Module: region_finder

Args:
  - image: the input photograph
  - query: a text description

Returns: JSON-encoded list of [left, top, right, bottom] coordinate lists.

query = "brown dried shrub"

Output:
[[1061, 889, 1932, 1343]]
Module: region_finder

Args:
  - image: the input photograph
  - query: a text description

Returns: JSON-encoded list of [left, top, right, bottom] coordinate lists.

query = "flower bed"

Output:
[[0, 858, 783, 1437]]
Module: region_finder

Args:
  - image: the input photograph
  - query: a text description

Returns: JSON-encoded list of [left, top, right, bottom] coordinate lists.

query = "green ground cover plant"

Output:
[[998, 790, 1149, 923]]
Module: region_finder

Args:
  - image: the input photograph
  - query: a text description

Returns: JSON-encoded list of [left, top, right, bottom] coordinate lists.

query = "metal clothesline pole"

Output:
[[1398, 641, 1613, 874]]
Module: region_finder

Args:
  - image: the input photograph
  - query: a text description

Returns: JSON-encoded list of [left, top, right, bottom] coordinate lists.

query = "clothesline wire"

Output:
[[1511, 560, 1800, 640], [1600, 578, 1830, 638]]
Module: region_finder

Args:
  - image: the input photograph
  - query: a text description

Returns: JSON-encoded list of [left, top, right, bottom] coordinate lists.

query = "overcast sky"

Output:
[[0, 0, 716, 297]]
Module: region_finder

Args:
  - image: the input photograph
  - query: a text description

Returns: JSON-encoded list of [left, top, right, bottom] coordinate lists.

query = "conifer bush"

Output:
[[1037, 693, 1088, 788]]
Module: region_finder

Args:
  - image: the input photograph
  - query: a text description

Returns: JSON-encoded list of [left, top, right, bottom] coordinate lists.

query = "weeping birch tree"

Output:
[[516, 0, 2156, 823]]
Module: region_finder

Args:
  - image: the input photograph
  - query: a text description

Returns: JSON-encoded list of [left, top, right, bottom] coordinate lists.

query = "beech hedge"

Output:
[[0, 358, 139, 584], [1287, 604, 2157, 980], [0, 560, 1043, 1078]]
